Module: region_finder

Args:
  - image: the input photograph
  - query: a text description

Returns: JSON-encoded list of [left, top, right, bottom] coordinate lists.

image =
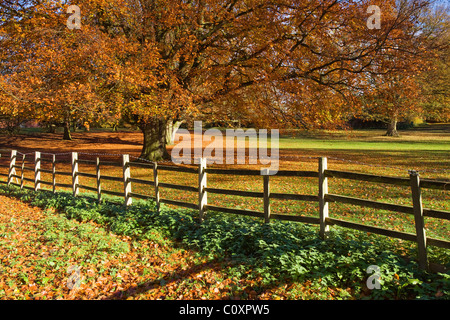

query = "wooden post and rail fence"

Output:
[[0, 150, 448, 271]]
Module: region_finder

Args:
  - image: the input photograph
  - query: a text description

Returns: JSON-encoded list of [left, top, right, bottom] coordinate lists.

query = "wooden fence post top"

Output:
[[199, 157, 207, 169], [408, 170, 419, 176]]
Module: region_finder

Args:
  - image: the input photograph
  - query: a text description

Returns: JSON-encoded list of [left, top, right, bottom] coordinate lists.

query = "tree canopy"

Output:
[[0, 0, 446, 159]]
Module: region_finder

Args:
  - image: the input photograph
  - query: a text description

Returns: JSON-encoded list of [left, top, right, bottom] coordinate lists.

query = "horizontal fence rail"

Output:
[[0, 150, 449, 271]]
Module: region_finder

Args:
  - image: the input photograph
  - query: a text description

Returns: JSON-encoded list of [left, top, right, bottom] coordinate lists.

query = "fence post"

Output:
[[122, 154, 132, 206], [52, 154, 56, 194], [8, 150, 17, 186], [409, 170, 428, 270], [263, 173, 271, 223], [71, 152, 79, 197], [96, 157, 102, 203], [198, 158, 207, 223], [319, 157, 329, 239], [20, 154, 25, 190], [153, 162, 160, 212], [34, 151, 41, 192]]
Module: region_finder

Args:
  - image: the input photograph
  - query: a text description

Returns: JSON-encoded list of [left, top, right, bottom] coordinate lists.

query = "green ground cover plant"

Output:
[[0, 184, 448, 300]]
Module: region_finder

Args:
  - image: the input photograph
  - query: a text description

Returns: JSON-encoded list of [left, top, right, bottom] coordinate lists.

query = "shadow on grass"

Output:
[[104, 258, 249, 300]]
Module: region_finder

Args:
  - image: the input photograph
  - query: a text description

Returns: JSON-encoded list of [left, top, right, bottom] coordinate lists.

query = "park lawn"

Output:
[[0, 126, 448, 251], [278, 136, 450, 151]]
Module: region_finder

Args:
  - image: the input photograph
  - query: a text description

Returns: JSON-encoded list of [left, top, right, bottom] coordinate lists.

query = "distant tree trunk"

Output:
[[47, 124, 56, 134], [139, 118, 170, 161], [63, 120, 72, 140], [385, 116, 399, 137], [5, 118, 21, 135]]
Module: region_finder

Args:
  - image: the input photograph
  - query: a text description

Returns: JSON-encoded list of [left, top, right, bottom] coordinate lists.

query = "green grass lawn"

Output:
[[278, 137, 450, 151]]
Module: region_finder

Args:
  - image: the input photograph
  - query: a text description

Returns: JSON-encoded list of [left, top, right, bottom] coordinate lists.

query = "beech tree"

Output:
[[95, 0, 435, 159], [0, 0, 108, 139], [360, 70, 424, 136], [357, 0, 449, 135], [418, 2, 450, 122], [1, 0, 435, 159], [0, 78, 29, 134]]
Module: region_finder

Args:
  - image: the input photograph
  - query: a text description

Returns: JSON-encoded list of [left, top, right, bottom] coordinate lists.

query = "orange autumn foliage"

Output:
[[0, 0, 435, 157]]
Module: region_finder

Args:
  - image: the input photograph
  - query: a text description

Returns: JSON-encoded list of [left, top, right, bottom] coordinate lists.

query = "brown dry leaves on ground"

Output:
[[0, 194, 303, 300]]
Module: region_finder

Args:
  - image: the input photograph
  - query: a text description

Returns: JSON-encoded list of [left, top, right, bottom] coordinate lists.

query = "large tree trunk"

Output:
[[139, 119, 170, 161], [385, 117, 399, 137], [63, 120, 72, 140]]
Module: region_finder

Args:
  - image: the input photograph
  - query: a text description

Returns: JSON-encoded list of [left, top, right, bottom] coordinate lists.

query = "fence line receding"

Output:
[[0, 150, 449, 271]]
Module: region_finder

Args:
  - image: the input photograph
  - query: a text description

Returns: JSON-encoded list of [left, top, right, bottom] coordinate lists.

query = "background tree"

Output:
[[355, 0, 439, 136], [418, 2, 450, 122], [360, 69, 424, 136], [0, 78, 30, 134]]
